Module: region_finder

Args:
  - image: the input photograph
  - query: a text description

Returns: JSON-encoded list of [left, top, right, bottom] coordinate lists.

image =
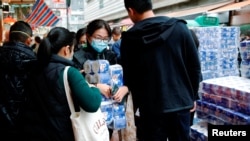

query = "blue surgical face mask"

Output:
[[91, 40, 107, 53]]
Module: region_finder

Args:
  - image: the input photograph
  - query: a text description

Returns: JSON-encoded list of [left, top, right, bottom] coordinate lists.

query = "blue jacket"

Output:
[[120, 16, 202, 115], [112, 39, 122, 58]]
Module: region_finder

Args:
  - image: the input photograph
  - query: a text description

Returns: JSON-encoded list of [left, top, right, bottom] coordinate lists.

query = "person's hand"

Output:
[[190, 101, 196, 112], [112, 86, 129, 103], [79, 69, 84, 73], [96, 83, 112, 98]]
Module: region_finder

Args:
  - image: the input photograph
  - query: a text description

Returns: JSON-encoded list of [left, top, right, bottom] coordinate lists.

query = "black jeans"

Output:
[[140, 109, 191, 141], [108, 128, 113, 139]]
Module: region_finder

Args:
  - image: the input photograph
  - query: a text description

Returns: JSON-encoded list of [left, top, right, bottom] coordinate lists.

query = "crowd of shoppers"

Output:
[[0, 0, 202, 141]]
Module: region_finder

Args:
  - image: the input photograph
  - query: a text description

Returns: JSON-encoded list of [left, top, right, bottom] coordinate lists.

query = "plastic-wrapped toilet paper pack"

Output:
[[239, 41, 250, 78], [109, 64, 123, 87], [192, 26, 240, 80], [200, 76, 250, 103], [196, 100, 250, 125], [93, 73, 111, 85], [84, 59, 110, 74]]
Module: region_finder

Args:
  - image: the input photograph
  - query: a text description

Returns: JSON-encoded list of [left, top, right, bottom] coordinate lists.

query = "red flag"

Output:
[[26, 0, 60, 27]]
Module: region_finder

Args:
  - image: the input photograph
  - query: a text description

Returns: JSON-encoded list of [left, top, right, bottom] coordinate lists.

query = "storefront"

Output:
[[0, 0, 35, 44]]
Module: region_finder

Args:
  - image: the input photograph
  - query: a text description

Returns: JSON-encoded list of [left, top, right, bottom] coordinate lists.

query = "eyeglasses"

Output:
[[92, 36, 110, 44]]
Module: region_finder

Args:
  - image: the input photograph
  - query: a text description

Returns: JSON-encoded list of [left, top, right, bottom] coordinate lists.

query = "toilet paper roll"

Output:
[[109, 64, 123, 87], [93, 73, 111, 85], [92, 60, 110, 73], [83, 60, 93, 74]]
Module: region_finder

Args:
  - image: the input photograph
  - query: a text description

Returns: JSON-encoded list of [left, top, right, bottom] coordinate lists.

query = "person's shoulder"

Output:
[[167, 18, 188, 31], [112, 39, 121, 47], [0, 42, 17, 52], [165, 17, 186, 25], [68, 66, 81, 73], [67, 66, 86, 82]]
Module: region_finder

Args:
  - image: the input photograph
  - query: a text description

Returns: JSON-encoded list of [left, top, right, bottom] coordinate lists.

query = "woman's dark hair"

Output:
[[75, 27, 86, 44], [37, 27, 75, 66], [86, 19, 112, 38], [34, 36, 42, 43]]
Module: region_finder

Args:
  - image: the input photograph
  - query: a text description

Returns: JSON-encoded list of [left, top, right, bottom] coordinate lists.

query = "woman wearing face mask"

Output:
[[85, 19, 118, 64], [22, 27, 102, 141], [85, 19, 128, 98], [72, 27, 88, 70], [85, 19, 129, 139], [75, 27, 87, 49]]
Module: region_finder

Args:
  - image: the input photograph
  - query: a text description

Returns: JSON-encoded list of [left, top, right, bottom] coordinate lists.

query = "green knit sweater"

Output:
[[62, 67, 102, 112]]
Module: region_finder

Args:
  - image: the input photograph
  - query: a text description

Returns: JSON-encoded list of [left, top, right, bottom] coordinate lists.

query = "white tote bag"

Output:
[[63, 66, 109, 141]]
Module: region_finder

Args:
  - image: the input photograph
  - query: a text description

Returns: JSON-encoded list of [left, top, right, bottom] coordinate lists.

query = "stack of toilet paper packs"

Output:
[[84, 60, 126, 130], [191, 76, 250, 141], [239, 40, 250, 78], [197, 76, 250, 125]]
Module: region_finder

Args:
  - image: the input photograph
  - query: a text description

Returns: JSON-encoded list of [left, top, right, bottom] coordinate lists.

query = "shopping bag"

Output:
[[121, 92, 137, 141], [63, 66, 109, 141], [70, 108, 109, 141]]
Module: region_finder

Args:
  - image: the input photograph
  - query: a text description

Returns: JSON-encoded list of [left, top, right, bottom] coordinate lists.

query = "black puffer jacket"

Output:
[[0, 42, 37, 127]]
